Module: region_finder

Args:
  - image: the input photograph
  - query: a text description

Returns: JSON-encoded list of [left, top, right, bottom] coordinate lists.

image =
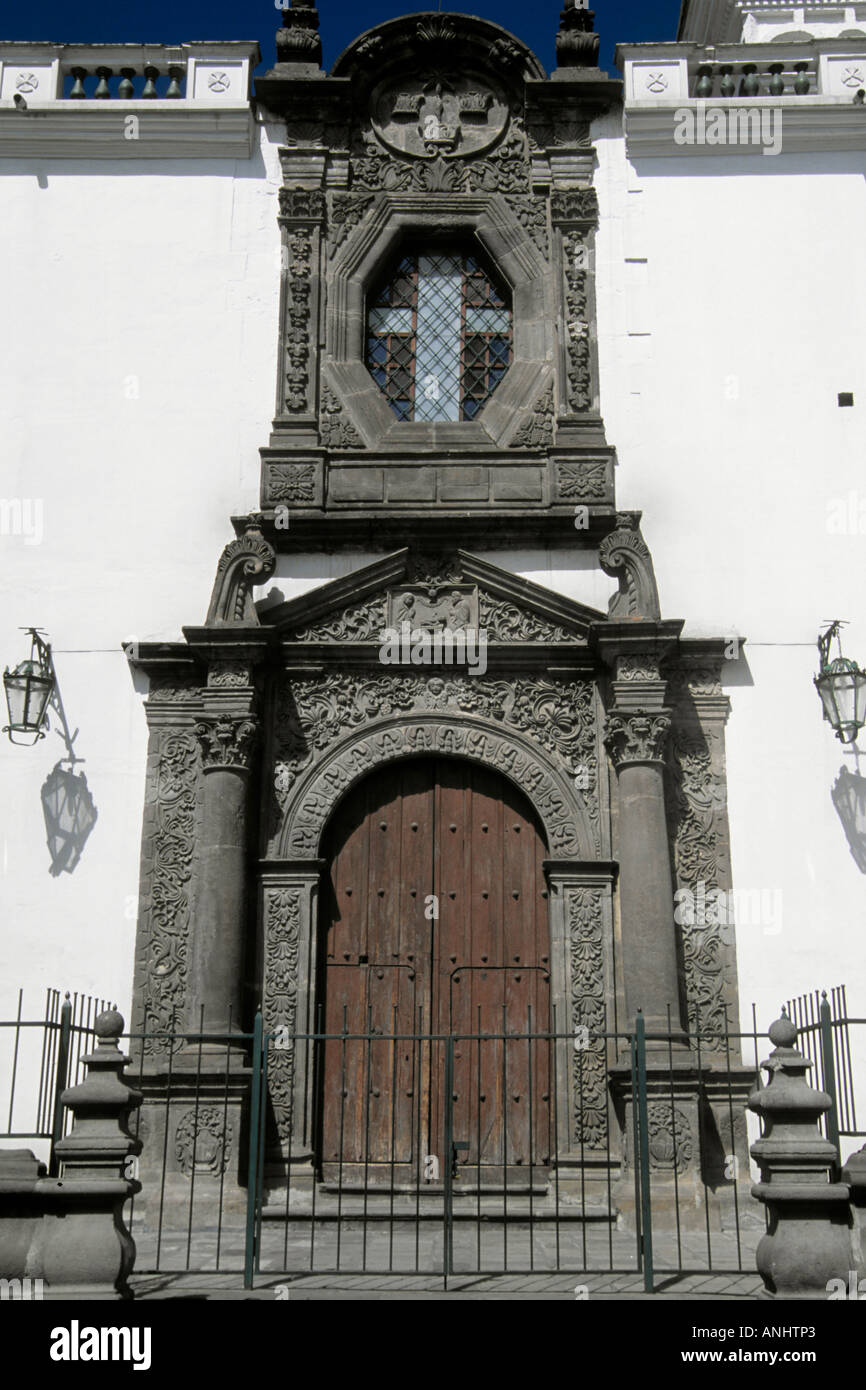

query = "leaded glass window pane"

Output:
[[365, 250, 513, 422]]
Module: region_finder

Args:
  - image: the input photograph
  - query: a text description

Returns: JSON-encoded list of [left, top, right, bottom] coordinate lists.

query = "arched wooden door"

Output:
[[318, 757, 551, 1182]]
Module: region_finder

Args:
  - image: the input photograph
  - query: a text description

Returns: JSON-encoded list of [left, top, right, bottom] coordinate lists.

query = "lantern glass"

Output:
[[815, 657, 866, 743], [3, 658, 53, 739]]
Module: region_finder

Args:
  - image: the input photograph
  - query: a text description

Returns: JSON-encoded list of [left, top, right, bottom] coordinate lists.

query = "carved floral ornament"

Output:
[[604, 710, 672, 768], [195, 715, 259, 773], [271, 674, 600, 859], [205, 519, 276, 627]]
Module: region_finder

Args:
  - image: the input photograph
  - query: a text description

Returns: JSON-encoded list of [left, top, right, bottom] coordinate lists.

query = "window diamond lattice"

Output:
[[366, 252, 512, 422]]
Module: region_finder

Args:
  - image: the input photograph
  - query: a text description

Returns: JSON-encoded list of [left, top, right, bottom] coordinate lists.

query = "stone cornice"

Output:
[[0, 104, 256, 159]]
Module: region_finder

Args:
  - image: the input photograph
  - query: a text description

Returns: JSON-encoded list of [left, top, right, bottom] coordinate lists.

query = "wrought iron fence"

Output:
[[0, 988, 110, 1173], [118, 1010, 768, 1290], [3, 992, 862, 1292]]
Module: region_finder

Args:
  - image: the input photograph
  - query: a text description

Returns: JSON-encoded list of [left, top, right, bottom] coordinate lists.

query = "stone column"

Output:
[[604, 703, 682, 1037], [186, 702, 259, 1036], [595, 628, 686, 1039]]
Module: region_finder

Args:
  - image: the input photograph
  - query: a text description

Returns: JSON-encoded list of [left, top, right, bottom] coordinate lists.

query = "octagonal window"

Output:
[[365, 250, 512, 422]]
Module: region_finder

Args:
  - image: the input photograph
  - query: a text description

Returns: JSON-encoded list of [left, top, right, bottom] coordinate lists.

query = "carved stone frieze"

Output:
[[271, 674, 599, 855], [556, 459, 608, 499], [598, 514, 662, 621], [616, 654, 661, 683], [477, 594, 580, 643], [664, 674, 738, 1041], [504, 194, 548, 259], [195, 715, 259, 773], [205, 520, 277, 626], [568, 887, 608, 1150], [319, 385, 363, 449], [283, 224, 314, 414], [387, 586, 478, 632], [267, 462, 317, 504], [349, 122, 530, 195], [647, 1102, 693, 1173], [551, 188, 599, 227], [288, 596, 386, 642], [138, 731, 198, 1046], [562, 227, 592, 411], [370, 71, 509, 161], [146, 680, 199, 704], [604, 710, 671, 768], [328, 191, 375, 250], [175, 1107, 233, 1178], [509, 383, 554, 449], [207, 662, 252, 689], [278, 187, 326, 223], [262, 886, 302, 1145]]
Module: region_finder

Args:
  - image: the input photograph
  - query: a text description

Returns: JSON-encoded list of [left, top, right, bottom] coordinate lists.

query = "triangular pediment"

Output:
[[260, 549, 604, 643]]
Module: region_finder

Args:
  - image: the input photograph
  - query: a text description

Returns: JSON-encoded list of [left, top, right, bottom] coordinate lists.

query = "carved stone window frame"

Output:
[[324, 191, 554, 450]]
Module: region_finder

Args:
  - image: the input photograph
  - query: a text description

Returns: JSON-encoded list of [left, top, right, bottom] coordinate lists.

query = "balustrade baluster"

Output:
[[695, 64, 713, 98], [118, 68, 136, 100], [794, 63, 811, 95], [166, 65, 184, 99], [741, 65, 760, 97], [768, 63, 785, 97], [142, 65, 159, 99], [94, 66, 112, 99], [719, 66, 735, 98], [69, 67, 87, 99]]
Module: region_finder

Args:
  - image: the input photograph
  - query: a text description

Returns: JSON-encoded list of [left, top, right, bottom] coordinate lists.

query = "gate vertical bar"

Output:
[[820, 993, 841, 1174], [443, 1034, 455, 1285], [629, 1033, 643, 1273], [244, 1009, 264, 1290], [48, 993, 73, 1176], [635, 1011, 654, 1294]]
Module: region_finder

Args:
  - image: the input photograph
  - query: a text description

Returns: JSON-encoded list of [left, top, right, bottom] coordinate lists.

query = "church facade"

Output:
[[2, 0, 866, 1225]]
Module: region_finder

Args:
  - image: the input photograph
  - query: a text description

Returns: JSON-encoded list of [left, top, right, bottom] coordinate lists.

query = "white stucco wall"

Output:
[[593, 108, 866, 1044], [0, 117, 284, 1026], [3, 94, 864, 1120]]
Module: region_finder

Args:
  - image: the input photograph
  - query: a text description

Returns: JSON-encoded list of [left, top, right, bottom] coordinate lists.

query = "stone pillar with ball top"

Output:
[[749, 1011, 853, 1299], [40, 1008, 141, 1299]]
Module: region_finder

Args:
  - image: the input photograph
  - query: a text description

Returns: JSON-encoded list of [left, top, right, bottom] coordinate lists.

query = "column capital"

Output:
[[194, 713, 259, 773], [604, 708, 671, 769]]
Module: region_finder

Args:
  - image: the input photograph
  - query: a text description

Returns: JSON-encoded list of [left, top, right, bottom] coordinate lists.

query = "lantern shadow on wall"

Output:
[[41, 662, 97, 877], [831, 765, 866, 875]]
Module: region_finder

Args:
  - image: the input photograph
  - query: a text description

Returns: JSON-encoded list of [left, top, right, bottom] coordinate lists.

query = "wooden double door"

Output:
[[319, 757, 551, 1179]]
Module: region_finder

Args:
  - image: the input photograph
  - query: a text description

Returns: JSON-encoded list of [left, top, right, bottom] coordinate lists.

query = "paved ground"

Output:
[[129, 1219, 762, 1299]]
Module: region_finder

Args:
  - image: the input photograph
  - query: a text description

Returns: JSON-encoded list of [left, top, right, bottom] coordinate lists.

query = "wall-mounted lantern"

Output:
[[3, 629, 55, 746], [815, 620, 866, 744]]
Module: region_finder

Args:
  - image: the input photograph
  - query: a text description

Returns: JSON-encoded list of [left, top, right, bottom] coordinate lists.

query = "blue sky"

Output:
[[1, 2, 683, 76]]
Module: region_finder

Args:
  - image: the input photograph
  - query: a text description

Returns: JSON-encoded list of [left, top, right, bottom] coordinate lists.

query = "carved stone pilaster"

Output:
[[604, 709, 671, 768], [194, 714, 259, 774]]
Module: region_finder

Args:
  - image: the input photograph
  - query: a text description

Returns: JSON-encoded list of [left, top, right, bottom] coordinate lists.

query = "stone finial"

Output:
[[556, 0, 601, 69], [276, 0, 322, 68], [598, 513, 662, 621], [43, 1009, 142, 1298], [748, 1010, 852, 1300], [205, 517, 276, 626]]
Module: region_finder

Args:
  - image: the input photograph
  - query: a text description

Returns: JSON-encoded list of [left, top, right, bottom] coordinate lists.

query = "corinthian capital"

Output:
[[604, 709, 671, 769], [195, 715, 259, 773]]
